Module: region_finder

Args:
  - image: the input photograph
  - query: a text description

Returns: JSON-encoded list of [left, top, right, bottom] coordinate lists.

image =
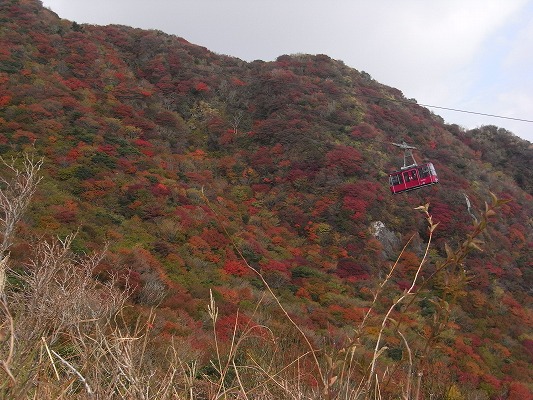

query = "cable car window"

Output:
[[390, 174, 403, 185], [418, 165, 430, 178]]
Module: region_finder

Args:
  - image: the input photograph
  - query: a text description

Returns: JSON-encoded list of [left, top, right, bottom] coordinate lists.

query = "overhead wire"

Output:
[[359, 94, 533, 124], [414, 103, 533, 123]]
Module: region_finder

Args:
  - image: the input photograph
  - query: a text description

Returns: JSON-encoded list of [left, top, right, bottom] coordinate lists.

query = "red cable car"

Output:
[[389, 142, 439, 194]]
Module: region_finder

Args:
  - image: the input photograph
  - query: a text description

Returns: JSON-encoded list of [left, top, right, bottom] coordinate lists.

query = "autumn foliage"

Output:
[[0, 1, 531, 398]]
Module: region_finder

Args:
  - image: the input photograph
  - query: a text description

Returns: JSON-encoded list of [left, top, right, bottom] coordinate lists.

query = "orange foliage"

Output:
[[342, 306, 368, 323], [52, 199, 78, 224], [507, 382, 533, 400], [0, 94, 11, 107], [295, 287, 311, 299], [1, 9, 532, 396]]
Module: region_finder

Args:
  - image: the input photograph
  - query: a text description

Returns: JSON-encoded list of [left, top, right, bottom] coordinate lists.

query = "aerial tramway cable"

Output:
[[358, 93, 533, 124]]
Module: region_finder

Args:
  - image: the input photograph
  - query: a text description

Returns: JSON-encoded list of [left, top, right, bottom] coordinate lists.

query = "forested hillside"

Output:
[[0, 1, 532, 399]]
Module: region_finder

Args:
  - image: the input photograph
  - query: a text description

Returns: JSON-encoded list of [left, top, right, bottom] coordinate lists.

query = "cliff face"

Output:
[[0, 1, 532, 398]]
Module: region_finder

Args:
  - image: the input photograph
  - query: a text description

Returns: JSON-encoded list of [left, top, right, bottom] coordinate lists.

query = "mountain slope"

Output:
[[1, 1, 532, 398]]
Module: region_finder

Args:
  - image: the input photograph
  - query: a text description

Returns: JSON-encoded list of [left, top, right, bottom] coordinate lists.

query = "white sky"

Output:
[[41, 0, 533, 144]]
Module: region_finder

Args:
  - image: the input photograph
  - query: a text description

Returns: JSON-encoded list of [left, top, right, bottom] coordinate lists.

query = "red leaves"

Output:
[[151, 183, 170, 197], [200, 228, 227, 249], [261, 259, 290, 273], [113, 103, 135, 118], [98, 144, 117, 156], [507, 382, 533, 400], [133, 138, 153, 148], [342, 196, 367, 222], [230, 77, 247, 86], [222, 260, 252, 277], [52, 200, 78, 224], [0, 94, 11, 107], [63, 77, 88, 91], [215, 313, 255, 342], [194, 81, 209, 92], [350, 123, 378, 139], [336, 258, 370, 280]]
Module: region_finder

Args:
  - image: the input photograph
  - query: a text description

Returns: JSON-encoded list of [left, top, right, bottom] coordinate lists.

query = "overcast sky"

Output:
[[41, 0, 533, 144]]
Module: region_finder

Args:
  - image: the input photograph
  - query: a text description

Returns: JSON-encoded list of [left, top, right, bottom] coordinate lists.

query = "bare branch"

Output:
[[0, 154, 43, 257]]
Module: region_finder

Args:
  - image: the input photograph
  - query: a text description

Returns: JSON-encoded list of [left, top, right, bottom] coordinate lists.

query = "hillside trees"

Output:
[[0, 152, 529, 399], [0, 2, 532, 397]]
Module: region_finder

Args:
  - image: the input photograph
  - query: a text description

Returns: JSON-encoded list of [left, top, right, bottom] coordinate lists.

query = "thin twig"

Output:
[[50, 349, 94, 396], [0, 298, 15, 385], [42, 337, 60, 381]]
